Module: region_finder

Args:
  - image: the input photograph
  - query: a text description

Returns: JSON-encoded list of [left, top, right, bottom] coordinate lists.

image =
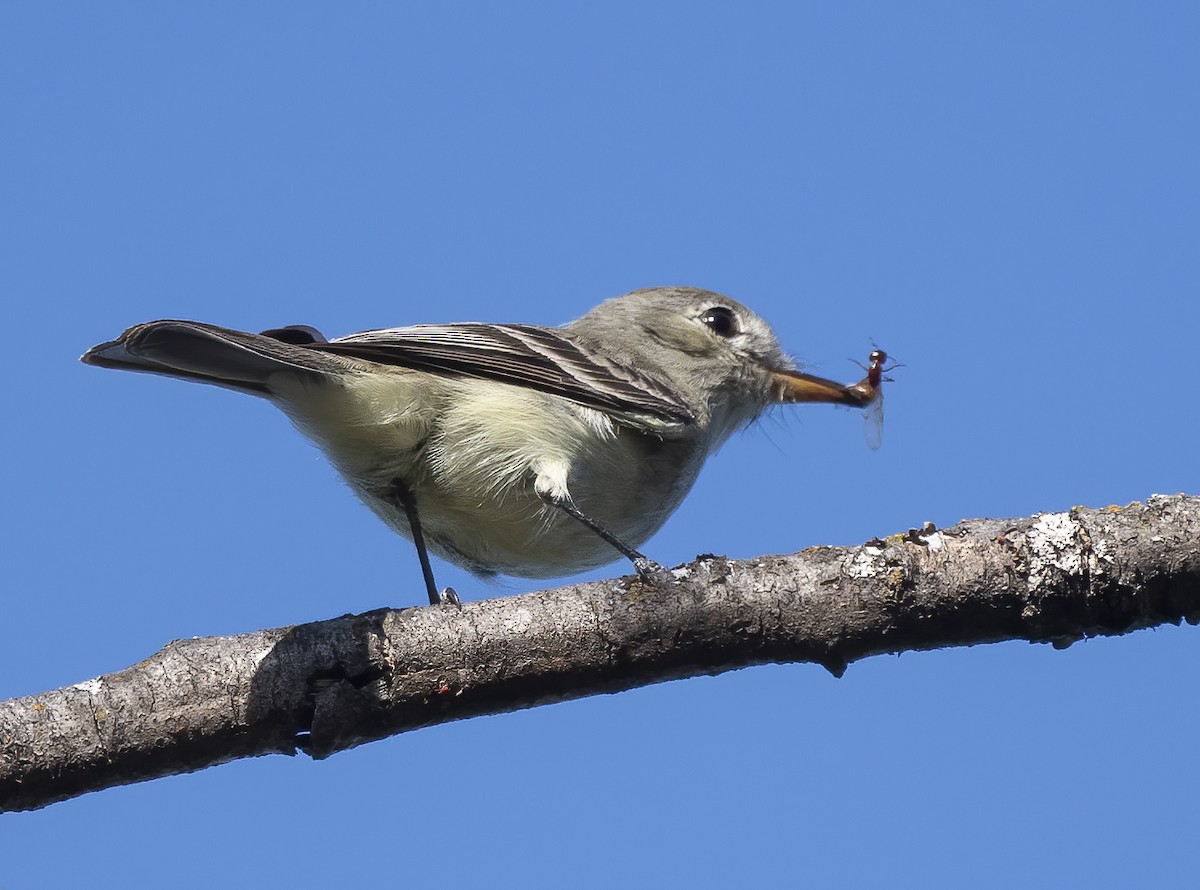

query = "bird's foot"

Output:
[[632, 557, 674, 584]]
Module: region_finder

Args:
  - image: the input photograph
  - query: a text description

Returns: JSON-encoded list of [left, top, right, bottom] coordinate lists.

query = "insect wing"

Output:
[[862, 387, 884, 450]]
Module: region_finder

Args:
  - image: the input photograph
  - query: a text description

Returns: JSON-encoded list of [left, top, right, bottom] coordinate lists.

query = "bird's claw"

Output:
[[633, 557, 670, 579]]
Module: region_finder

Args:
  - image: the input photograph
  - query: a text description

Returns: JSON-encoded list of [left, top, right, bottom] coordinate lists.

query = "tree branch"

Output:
[[3, 494, 1199, 812]]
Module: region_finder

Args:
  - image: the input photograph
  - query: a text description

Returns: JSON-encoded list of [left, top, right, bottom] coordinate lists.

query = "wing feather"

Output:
[[314, 323, 696, 431]]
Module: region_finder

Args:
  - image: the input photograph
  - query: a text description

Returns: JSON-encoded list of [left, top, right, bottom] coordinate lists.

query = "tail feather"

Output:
[[82, 320, 347, 395]]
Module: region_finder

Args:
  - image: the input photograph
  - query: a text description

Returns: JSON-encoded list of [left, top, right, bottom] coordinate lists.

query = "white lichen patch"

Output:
[[71, 678, 104, 695], [1027, 512, 1083, 589], [503, 607, 533, 634], [672, 567, 692, 580], [846, 548, 884, 578], [922, 531, 946, 552]]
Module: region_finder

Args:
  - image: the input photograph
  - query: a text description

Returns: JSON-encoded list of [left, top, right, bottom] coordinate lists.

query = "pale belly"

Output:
[[276, 370, 708, 578]]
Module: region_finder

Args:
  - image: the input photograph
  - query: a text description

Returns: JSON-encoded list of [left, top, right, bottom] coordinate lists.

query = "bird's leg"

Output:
[[390, 479, 460, 607], [540, 493, 667, 578]]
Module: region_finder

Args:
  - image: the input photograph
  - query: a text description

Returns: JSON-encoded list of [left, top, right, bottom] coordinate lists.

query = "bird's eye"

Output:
[[701, 306, 738, 337]]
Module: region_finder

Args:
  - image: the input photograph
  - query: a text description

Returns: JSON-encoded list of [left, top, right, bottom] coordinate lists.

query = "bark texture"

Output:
[[3, 495, 1198, 812]]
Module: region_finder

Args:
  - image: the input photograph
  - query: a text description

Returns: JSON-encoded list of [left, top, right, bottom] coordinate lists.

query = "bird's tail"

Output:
[[81, 320, 348, 396]]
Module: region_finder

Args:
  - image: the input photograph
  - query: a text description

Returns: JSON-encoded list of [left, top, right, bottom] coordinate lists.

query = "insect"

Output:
[[856, 348, 901, 450]]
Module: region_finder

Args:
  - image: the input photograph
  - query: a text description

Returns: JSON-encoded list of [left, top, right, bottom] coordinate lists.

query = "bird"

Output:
[[82, 286, 882, 605]]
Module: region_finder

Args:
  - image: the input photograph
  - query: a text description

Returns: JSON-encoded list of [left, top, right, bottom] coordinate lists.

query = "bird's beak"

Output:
[[770, 367, 877, 408]]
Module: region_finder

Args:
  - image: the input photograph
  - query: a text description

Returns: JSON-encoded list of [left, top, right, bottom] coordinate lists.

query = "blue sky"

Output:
[[3, 3, 1198, 887]]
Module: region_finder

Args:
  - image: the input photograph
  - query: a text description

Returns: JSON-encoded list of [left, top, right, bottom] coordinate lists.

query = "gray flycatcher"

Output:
[[83, 286, 884, 605]]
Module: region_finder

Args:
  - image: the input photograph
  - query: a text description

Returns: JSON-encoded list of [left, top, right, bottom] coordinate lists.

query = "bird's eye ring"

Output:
[[701, 306, 738, 337]]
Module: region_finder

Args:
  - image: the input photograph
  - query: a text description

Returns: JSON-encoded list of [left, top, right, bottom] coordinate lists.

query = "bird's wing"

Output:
[[316, 323, 697, 432]]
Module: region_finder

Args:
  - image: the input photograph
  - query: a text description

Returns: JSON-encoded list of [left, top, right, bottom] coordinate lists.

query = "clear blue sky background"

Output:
[[3, 4, 1198, 887]]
